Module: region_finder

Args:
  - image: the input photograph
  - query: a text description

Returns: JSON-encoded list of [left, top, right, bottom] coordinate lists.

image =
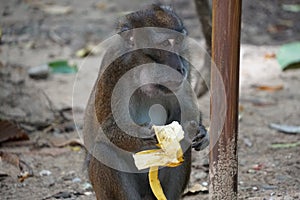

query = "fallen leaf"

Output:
[[282, 4, 300, 12], [48, 60, 77, 74], [267, 24, 288, 34], [42, 5, 72, 15], [0, 151, 20, 168], [252, 163, 264, 171], [0, 120, 29, 143], [75, 44, 104, 58], [50, 137, 83, 147], [0, 151, 33, 182], [252, 84, 284, 92], [264, 53, 276, 59], [271, 142, 300, 149], [30, 147, 70, 156], [18, 171, 31, 182], [239, 105, 244, 112], [269, 123, 300, 134], [277, 42, 300, 70], [278, 19, 294, 27], [183, 183, 208, 196], [69, 146, 81, 152], [75, 48, 90, 58], [94, 2, 107, 10]]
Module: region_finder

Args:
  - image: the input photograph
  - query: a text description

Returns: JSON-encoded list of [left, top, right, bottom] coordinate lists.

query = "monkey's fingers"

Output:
[[149, 166, 167, 200], [192, 126, 209, 151]]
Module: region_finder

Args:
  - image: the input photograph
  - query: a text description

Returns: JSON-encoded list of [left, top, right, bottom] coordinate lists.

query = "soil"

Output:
[[0, 0, 300, 199]]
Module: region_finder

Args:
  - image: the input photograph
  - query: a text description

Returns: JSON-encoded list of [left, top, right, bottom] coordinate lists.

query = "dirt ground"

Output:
[[0, 0, 300, 199]]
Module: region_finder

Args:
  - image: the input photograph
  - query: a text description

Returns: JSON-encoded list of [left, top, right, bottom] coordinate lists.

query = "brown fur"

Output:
[[83, 4, 208, 200]]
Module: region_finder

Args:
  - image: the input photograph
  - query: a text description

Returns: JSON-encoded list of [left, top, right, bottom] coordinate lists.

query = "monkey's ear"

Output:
[[117, 24, 134, 48], [118, 23, 130, 33]]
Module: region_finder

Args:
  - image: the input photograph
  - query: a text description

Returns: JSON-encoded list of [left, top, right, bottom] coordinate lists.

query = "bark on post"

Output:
[[209, 0, 242, 199]]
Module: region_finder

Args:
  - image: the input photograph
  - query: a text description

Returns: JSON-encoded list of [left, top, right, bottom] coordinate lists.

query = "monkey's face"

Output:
[[118, 4, 190, 96], [139, 48, 189, 97], [128, 29, 189, 97]]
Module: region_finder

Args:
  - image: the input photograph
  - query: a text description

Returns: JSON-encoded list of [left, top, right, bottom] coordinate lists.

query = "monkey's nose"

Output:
[[176, 66, 185, 75]]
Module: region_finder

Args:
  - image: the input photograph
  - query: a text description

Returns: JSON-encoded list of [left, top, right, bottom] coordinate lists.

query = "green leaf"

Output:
[[271, 142, 300, 149], [282, 4, 300, 12], [48, 60, 77, 74], [277, 42, 300, 70]]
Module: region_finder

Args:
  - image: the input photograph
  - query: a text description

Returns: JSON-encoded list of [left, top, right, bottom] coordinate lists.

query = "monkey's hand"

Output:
[[192, 122, 209, 151], [138, 125, 158, 149], [185, 121, 209, 151]]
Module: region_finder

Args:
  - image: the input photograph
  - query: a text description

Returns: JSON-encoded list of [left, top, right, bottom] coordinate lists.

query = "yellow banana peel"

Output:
[[133, 121, 185, 200], [149, 166, 166, 200]]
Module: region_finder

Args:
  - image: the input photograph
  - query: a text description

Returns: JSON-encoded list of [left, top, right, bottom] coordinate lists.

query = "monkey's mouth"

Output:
[[140, 82, 183, 97], [148, 83, 180, 94], [155, 81, 182, 93]]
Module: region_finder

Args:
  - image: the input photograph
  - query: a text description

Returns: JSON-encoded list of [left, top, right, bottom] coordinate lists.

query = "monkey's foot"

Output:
[[192, 124, 209, 151]]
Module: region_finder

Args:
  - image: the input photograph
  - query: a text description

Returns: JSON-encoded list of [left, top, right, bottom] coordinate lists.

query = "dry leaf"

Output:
[[184, 183, 208, 196], [252, 84, 284, 92], [94, 2, 107, 10], [0, 151, 20, 167], [50, 137, 83, 147], [30, 147, 70, 156], [75, 44, 104, 57], [42, 5, 72, 15], [264, 53, 276, 59], [0, 151, 33, 182], [18, 171, 31, 182], [0, 120, 29, 143], [189, 183, 208, 193]]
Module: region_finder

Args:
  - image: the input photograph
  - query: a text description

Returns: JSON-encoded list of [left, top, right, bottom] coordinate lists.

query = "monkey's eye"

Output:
[[161, 40, 171, 47], [175, 36, 184, 44]]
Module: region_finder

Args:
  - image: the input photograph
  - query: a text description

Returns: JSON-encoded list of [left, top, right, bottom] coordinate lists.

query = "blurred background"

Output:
[[0, 0, 299, 199]]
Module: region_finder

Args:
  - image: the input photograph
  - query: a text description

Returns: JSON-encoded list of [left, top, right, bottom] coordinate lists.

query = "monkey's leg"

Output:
[[159, 149, 192, 200], [88, 144, 146, 200]]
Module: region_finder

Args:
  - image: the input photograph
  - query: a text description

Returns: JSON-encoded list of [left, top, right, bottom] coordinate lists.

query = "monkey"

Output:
[[83, 4, 209, 200]]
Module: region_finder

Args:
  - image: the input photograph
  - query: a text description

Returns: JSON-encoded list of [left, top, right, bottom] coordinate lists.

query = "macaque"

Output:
[[83, 4, 209, 200]]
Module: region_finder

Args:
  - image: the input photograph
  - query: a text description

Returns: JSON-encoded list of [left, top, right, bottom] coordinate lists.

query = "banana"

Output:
[[133, 121, 185, 200]]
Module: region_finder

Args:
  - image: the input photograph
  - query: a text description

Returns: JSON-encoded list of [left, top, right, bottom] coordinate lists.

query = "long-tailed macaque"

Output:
[[83, 4, 209, 200]]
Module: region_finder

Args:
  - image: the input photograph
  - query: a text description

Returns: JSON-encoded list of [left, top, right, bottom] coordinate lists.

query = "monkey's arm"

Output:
[[100, 115, 158, 152]]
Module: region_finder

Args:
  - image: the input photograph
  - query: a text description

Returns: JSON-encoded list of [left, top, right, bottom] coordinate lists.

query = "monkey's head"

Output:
[[117, 4, 190, 97]]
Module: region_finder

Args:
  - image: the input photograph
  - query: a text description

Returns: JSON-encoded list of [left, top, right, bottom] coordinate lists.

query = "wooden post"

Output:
[[209, 0, 242, 199]]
